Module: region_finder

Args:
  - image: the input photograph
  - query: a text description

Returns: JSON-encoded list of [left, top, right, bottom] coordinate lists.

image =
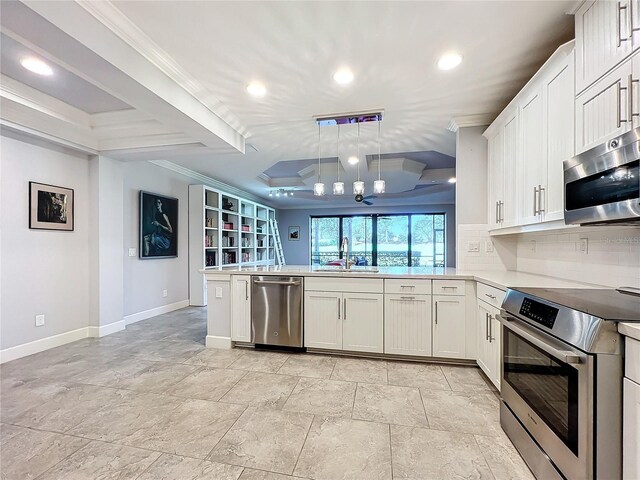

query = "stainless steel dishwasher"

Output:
[[251, 276, 303, 348]]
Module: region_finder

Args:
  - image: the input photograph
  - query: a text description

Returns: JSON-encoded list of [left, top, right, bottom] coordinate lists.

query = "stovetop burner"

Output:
[[512, 287, 640, 323]]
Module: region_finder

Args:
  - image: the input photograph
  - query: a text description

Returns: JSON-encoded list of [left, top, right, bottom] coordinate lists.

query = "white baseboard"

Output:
[[206, 335, 232, 349], [87, 320, 125, 338], [0, 327, 89, 364], [124, 300, 190, 326]]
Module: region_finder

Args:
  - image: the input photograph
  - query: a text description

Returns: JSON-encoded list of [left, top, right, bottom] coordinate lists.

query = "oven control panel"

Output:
[[519, 298, 559, 329]]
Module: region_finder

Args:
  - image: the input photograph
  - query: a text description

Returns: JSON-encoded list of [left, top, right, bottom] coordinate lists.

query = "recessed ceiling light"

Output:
[[20, 57, 53, 76], [348, 156, 359, 165], [448, 177, 457, 183], [437, 53, 462, 71], [246, 81, 266, 97], [333, 68, 354, 85]]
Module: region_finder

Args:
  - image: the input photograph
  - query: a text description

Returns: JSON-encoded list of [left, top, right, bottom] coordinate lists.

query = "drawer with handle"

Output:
[[477, 282, 506, 308], [432, 280, 465, 296], [384, 279, 432, 295]]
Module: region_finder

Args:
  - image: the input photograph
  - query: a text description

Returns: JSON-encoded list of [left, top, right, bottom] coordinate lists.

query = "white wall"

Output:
[[515, 227, 640, 288], [0, 134, 90, 350], [277, 204, 456, 267], [455, 126, 488, 225], [122, 161, 191, 317]]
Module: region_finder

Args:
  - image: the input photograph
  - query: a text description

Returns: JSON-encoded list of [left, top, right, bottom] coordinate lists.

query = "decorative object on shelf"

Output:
[[223, 222, 234, 230], [139, 191, 178, 259], [288, 226, 300, 241], [222, 199, 234, 211], [241, 224, 251, 232], [333, 124, 344, 195], [373, 119, 385, 194], [29, 181, 74, 231], [353, 123, 365, 198], [314, 123, 325, 196]]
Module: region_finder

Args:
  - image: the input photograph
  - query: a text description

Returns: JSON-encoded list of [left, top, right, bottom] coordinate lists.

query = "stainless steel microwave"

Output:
[[564, 128, 640, 225]]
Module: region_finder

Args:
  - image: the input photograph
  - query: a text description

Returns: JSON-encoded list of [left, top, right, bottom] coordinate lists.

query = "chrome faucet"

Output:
[[341, 236, 353, 270]]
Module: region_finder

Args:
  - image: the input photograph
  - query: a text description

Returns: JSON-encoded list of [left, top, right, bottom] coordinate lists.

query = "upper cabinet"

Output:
[[575, 0, 640, 95], [484, 42, 575, 233]]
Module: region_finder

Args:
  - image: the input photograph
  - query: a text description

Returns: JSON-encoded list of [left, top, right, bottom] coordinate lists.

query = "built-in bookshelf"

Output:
[[189, 185, 277, 306]]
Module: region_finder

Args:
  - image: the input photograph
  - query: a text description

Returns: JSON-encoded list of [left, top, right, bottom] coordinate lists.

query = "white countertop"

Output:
[[202, 265, 603, 290], [619, 323, 640, 342]]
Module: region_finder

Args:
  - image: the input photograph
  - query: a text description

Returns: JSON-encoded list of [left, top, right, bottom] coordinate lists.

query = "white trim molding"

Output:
[[124, 299, 190, 326], [447, 114, 494, 132], [206, 335, 232, 349], [87, 320, 126, 338], [0, 327, 89, 364]]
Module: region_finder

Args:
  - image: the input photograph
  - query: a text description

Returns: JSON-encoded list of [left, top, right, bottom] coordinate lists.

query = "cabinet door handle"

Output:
[[484, 293, 496, 300], [400, 296, 416, 300], [338, 297, 341, 320], [344, 298, 347, 320], [618, 81, 629, 128], [629, 74, 639, 120], [245, 281, 249, 301], [400, 285, 415, 290], [495, 201, 499, 224], [489, 315, 494, 343], [485, 313, 490, 341], [434, 301, 438, 325], [499, 201, 504, 223], [618, 1, 631, 46], [533, 186, 538, 215], [538, 185, 545, 214]]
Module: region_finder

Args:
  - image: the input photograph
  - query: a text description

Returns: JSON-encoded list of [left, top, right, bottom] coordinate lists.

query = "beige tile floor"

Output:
[[0, 307, 535, 480]]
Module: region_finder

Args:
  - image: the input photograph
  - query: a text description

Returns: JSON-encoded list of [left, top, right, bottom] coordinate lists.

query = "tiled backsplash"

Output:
[[457, 224, 640, 288], [515, 227, 640, 288]]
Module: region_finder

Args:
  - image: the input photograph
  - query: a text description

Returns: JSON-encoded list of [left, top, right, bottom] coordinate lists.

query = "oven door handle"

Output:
[[497, 314, 583, 364]]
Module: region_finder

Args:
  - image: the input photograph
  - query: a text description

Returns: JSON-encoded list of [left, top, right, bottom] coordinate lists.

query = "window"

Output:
[[310, 213, 446, 267]]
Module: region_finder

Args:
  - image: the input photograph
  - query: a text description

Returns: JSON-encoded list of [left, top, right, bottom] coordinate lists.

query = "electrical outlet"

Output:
[[485, 241, 494, 253], [466, 241, 480, 253], [35, 314, 45, 327], [162, 289, 168, 298], [128, 248, 136, 257], [579, 238, 589, 254], [215, 287, 223, 298]]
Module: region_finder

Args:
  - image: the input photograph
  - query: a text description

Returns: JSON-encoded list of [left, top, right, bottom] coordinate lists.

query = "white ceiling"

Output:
[[1, 1, 575, 208]]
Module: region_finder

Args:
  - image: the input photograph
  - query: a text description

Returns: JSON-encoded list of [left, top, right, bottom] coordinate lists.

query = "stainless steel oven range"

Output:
[[499, 288, 640, 480]]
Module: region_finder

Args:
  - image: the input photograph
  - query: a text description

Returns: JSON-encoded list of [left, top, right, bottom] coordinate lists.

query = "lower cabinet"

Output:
[[476, 299, 501, 390], [231, 275, 251, 342], [304, 290, 383, 353], [384, 294, 432, 356], [624, 378, 640, 479], [432, 295, 466, 359]]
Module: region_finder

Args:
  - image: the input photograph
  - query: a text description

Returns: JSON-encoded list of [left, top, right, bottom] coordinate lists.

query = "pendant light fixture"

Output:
[[333, 124, 344, 195], [353, 123, 365, 196], [373, 119, 386, 194], [313, 124, 325, 196]]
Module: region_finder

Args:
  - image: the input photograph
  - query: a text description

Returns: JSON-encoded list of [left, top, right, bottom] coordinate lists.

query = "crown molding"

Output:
[[447, 114, 493, 132], [150, 160, 274, 207], [76, 1, 248, 137]]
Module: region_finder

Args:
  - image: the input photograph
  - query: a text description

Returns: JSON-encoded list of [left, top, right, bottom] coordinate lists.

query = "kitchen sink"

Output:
[[313, 267, 380, 273]]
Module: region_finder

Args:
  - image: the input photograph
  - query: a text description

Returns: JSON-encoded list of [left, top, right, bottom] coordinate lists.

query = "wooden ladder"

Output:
[[269, 218, 286, 266]]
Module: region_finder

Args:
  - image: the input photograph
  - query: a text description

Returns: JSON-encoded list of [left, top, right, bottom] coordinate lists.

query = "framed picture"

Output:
[[288, 226, 300, 241], [139, 191, 178, 259], [29, 181, 74, 231]]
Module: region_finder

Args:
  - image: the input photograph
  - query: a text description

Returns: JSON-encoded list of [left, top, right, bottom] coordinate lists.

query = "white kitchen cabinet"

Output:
[[342, 293, 384, 353], [519, 86, 545, 226], [502, 110, 520, 228], [623, 377, 640, 479], [476, 299, 502, 390], [575, 0, 638, 95], [304, 289, 383, 353], [543, 51, 575, 221], [488, 129, 505, 228], [576, 56, 636, 154], [432, 295, 466, 359], [384, 294, 432, 357], [231, 275, 251, 342], [304, 291, 342, 350]]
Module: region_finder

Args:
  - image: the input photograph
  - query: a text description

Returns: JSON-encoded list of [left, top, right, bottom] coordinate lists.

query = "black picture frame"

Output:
[[29, 181, 74, 231], [139, 191, 178, 259], [288, 226, 300, 241]]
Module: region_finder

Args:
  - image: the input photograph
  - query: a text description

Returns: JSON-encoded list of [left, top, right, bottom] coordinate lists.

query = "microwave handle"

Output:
[[497, 314, 582, 364]]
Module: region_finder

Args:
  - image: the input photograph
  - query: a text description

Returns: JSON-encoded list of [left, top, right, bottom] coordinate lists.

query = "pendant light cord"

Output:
[[378, 120, 382, 181], [336, 124, 340, 182], [357, 123, 360, 181], [317, 124, 321, 183]]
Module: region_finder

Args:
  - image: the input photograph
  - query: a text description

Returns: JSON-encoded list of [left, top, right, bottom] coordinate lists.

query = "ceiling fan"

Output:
[[355, 194, 376, 206]]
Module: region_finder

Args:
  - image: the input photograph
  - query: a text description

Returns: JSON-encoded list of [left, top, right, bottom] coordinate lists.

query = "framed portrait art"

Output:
[[288, 226, 300, 241], [29, 182, 74, 231], [139, 191, 178, 259]]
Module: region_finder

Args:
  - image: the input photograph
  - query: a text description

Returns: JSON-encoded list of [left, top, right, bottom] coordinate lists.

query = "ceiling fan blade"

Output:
[[363, 200, 374, 206]]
